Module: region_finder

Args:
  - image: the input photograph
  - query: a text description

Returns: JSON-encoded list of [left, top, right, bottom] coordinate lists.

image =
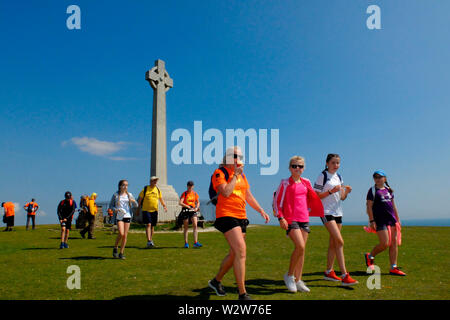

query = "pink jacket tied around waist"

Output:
[[274, 177, 324, 224], [364, 222, 402, 246]]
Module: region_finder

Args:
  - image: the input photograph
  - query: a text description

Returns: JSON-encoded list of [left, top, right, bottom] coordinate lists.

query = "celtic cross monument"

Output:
[[144, 59, 180, 222]]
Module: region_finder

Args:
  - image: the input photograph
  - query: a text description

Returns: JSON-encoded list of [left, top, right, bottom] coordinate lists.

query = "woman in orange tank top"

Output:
[[208, 147, 270, 301]]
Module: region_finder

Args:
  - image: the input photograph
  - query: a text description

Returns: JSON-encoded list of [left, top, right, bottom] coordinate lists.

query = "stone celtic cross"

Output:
[[145, 59, 173, 186]]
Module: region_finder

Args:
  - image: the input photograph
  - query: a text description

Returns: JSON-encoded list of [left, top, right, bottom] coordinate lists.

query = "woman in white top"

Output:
[[109, 179, 138, 259], [313, 154, 358, 286]]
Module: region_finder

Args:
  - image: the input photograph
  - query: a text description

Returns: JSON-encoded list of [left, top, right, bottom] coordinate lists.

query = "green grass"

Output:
[[0, 224, 448, 300]]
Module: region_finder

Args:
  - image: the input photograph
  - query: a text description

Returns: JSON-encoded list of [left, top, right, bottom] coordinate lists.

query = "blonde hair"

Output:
[[289, 156, 305, 168], [222, 146, 243, 166]]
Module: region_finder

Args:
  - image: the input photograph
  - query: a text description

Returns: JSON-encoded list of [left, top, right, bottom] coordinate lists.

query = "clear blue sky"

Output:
[[1, 1, 449, 226]]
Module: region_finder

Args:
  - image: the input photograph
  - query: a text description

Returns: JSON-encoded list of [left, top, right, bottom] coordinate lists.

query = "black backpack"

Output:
[[27, 203, 34, 214], [208, 167, 245, 206]]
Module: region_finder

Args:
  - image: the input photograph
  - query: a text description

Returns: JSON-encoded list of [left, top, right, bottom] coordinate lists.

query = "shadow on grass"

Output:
[[48, 237, 83, 240], [114, 286, 213, 300], [22, 247, 59, 251], [97, 246, 181, 250], [113, 279, 293, 300], [59, 256, 113, 260]]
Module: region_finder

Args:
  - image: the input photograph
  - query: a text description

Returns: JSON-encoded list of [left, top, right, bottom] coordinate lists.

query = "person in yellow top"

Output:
[[80, 193, 97, 239], [137, 176, 167, 248]]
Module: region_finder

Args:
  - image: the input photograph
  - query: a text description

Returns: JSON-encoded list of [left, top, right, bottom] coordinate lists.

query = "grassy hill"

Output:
[[0, 224, 448, 300]]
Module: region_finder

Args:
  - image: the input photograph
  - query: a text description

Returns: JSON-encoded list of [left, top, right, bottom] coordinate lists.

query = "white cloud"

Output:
[[63, 137, 129, 156], [108, 156, 140, 161]]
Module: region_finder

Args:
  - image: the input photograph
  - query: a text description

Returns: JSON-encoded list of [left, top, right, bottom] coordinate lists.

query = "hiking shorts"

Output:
[[5, 216, 14, 227], [142, 211, 158, 226], [214, 217, 249, 234], [60, 219, 72, 230], [180, 208, 198, 221], [286, 221, 310, 236], [320, 215, 343, 225]]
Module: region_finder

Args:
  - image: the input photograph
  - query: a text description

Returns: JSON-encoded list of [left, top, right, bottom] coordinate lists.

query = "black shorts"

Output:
[[181, 208, 198, 221], [321, 215, 342, 225], [117, 217, 131, 223], [142, 211, 158, 225], [214, 217, 249, 234], [60, 219, 72, 230], [5, 216, 14, 227], [286, 221, 310, 235]]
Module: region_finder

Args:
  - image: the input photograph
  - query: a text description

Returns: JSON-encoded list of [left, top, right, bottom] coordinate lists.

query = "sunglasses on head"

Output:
[[291, 164, 304, 169]]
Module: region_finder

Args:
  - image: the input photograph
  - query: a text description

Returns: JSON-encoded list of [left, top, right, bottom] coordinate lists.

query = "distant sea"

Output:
[[309, 219, 450, 227]]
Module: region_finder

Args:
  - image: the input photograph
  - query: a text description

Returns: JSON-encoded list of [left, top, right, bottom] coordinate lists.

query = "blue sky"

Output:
[[1, 1, 449, 226]]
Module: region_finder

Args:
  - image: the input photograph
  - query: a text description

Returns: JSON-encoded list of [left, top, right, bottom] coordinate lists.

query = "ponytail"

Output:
[[385, 181, 394, 193]]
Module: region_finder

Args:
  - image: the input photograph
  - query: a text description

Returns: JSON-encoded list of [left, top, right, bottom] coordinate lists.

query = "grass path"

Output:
[[0, 224, 448, 300]]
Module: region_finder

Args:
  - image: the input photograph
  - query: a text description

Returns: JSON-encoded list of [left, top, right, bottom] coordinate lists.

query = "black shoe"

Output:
[[119, 253, 126, 260], [80, 231, 86, 239], [238, 293, 252, 300], [113, 248, 119, 258], [208, 278, 226, 296]]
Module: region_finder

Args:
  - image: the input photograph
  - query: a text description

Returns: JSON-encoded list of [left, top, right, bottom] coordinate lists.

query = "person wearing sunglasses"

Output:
[[364, 170, 406, 276], [313, 154, 358, 286], [109, 180, 138, 259], [208, 146, 270, 300], [274, 156, 324, 293]]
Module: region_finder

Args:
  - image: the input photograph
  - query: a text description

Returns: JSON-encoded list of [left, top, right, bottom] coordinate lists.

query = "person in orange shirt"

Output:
[[24, 199, 39, 230], [179, 180, 201, 248], [2, 202, 15, 232], [207, 146, 270, 301]]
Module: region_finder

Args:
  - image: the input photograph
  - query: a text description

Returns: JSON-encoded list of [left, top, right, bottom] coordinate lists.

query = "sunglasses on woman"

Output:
[[291, 164, 304, 169], [234, 154, 243, 160]]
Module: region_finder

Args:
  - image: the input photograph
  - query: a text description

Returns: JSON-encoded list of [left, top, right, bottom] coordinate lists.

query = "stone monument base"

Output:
[[133, 184, 181, 223]]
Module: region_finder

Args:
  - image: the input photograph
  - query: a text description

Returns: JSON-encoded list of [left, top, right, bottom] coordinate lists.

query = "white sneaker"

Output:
[[296, 280, 310, 292], [283, 272, 297, 292]]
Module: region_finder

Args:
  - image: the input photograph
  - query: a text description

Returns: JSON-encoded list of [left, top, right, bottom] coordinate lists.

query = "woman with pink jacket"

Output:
[[274, 156, 324, 293]]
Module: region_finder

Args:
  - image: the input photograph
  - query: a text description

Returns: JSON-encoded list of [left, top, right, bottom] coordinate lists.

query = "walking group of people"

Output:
[[207, 147, 406, 300], [2, 146, 406, 301], [108, 176, 203, 259]]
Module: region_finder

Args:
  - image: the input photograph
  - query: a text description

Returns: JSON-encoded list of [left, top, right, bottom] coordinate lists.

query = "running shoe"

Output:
[[79, 231, 86, 239], [59, 242, 65, 249], [64, 243, 69, 249], [208, 278, 226, 296], [238, 293, 252, 300], [341, 273, 359, 286], [296, 280, 310, 292], [193, 242, 203, 248], [184, 243, 189, 248], [284, 272, 297, 293], [147, 241, 155, 248], [113, 248, 119, 258], [364, 253, 375, 271], [389, 267, 406, 276], [324, 270, 341, 282], [118, 253, 126, 260]]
